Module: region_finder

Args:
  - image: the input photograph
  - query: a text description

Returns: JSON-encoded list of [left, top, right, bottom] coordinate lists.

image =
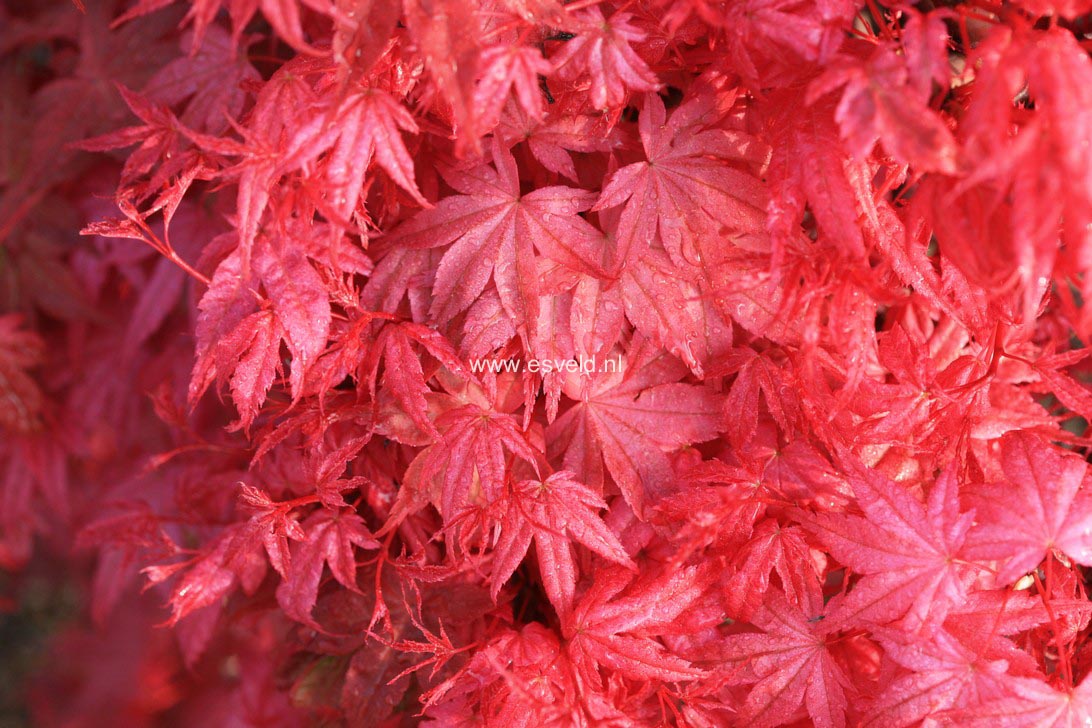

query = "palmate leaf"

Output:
[[547, 338, 724, 517], [617, 247, 734, 377], [379, 139, 606, 338], [142, 25, 259, 135], [593, 91, 768, 273], [964, 431, 1092, 585], [275, 508, 380, 626], [550, 7, 660, 110], [937, 673, 1092, 727], [391, 395, 541, 528], [360, 320, 469, 441], [863, 629, 1012, 727], [474, 45, 553, 132], [721, 589, 849, 728], [564, 565, 707, 684], [804, 461, 975, 633], [190, 227, 331, 427], [490, 471, 633, 617]]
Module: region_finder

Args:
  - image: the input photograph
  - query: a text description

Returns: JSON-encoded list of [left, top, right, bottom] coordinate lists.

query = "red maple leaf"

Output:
[[379, 140, 605, 339], [191, 229, 332, 426], [805, 461, 975, 633], [276, 507, 380, 626], [863, 629, 1013, 727], [564, 565, 706, 684], [490, 471, 633, 616], [721, 588, 850, 728], [964, 431, 1092, 585], [593, 91, 768, 273], [547, 338, 724, 517], [550, 7, 660, 110]]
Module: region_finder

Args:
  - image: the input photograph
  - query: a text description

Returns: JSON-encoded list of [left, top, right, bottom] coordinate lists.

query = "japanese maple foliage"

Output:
[[9, 0, 1092, 725]]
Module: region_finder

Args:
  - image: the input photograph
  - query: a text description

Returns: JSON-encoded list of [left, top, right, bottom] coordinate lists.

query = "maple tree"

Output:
[[8, 0, 1092, 725]]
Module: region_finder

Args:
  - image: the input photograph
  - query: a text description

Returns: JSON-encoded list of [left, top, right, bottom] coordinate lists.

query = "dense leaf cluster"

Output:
[[5, 0, 1092, 725]]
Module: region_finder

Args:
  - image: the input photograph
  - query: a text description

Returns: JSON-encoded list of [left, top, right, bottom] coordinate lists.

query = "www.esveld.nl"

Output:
[[468, 355, 624, 375]]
